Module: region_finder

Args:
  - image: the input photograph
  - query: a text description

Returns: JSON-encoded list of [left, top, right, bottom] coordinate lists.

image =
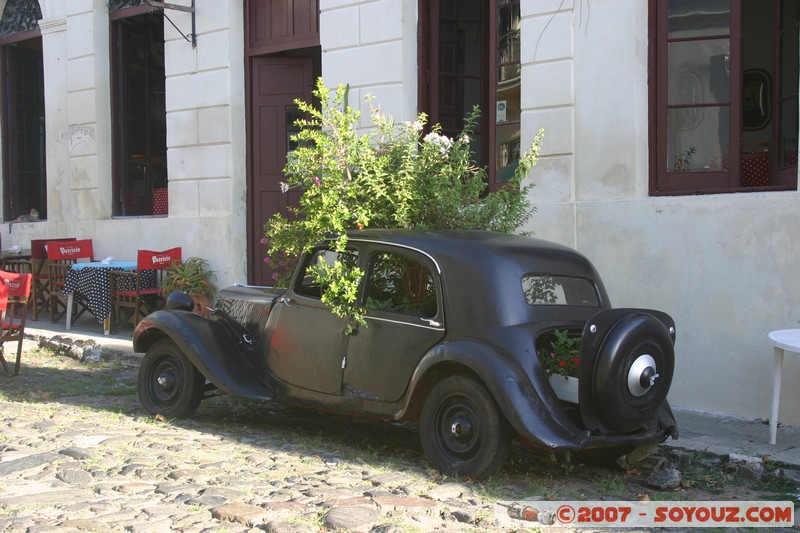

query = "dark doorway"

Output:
[[248, 54, 315, 285], [245, 0, 320, 285], [2, 37, 45, 221]]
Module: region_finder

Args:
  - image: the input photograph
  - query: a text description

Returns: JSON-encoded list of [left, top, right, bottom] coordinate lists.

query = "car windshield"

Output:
[[521, 274, 599, 307]]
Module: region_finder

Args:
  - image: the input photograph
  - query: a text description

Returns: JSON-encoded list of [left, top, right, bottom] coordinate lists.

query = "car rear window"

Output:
[[522, 275, 599, 306]]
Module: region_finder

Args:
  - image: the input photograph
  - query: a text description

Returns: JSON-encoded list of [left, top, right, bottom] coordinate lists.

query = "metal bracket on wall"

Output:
[[145, 0, 196, 48]]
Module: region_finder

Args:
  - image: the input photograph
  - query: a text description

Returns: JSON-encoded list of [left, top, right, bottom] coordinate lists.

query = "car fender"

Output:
[[399, 338, 588, 450], [133, 310, 273, 400]]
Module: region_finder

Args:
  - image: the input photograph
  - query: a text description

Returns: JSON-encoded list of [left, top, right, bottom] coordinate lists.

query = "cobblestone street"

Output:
[[1, 346, 798, 532]]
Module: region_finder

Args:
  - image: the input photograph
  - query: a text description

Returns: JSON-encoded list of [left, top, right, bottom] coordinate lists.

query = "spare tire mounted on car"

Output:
[[579, 309, 676, 434]]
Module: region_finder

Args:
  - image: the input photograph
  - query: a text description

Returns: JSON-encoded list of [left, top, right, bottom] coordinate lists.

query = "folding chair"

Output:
[[29, 238, 76, 320], [2, 258, 31, 275], [0, 271, 32, 376], [109, 247, 181, 333], [47, 239, 93, 324]]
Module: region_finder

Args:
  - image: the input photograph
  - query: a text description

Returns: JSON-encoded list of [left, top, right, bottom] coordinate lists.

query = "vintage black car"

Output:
[[134, 230, 678, 478]]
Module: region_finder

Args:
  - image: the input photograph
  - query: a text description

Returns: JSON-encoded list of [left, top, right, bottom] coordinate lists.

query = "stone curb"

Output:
[[24, 332, 140, 366]]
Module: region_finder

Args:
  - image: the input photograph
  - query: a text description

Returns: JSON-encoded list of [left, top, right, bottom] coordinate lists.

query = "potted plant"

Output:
[[161, 257, 217, 315], [537, 329, 581, 402]]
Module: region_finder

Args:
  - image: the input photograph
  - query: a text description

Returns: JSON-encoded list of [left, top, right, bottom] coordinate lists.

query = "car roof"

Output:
[[346, 229, 609, 326]]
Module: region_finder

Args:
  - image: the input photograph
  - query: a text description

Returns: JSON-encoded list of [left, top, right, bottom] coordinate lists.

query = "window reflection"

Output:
[[495, 0, 520, 183]]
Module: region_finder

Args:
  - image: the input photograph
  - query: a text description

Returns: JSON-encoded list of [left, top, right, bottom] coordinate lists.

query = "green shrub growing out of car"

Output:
[[263, 78, 543, 330]]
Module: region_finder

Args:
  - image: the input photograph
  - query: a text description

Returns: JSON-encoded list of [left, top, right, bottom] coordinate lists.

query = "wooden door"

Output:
[[248, 56, 313, 286]]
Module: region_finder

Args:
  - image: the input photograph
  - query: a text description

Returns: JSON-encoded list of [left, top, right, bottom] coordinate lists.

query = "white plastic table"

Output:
[[767, 329, 800, 444]]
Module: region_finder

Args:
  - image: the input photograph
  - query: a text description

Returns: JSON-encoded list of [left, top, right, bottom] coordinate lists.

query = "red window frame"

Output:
[[649, 0, 799, 195], [418, 0, 521, 191]]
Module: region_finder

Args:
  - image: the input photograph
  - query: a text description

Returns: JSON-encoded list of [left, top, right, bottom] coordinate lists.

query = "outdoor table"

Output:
[[0, 248, 32, 270], [64, 261, 154, 335]]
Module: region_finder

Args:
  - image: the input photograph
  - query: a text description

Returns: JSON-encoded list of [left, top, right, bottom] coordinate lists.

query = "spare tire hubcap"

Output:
[[628, 354, 658, 397]]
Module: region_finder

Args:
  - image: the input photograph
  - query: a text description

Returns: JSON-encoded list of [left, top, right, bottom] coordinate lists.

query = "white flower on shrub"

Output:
[[423, 132, 454, 155]]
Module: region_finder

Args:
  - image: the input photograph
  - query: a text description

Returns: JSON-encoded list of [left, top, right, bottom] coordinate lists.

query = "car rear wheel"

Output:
[[420, 375, 511, 478], [138, 339, 204, 418]]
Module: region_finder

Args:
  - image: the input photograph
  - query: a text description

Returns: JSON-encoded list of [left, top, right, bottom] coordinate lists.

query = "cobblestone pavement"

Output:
[[1, 346, 798, 532]]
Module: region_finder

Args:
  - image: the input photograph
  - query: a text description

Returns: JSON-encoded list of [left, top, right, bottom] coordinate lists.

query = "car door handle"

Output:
[[421, 318, 441, 327]]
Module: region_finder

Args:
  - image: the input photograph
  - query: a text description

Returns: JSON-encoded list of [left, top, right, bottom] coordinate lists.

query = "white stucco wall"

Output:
[[4, 0, 247, 291], [320, 0, 418, 125], [525, 1, 800, 425]]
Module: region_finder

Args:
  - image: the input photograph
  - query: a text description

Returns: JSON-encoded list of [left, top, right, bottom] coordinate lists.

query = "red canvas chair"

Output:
[[47, 239, 94, 324], [29, 237, 76, 320], [0, 271, 32, 376], [109, 247, 181, 333]]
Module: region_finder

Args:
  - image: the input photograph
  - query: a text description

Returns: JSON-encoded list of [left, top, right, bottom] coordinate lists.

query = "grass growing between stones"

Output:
[[0, 347, 137, 402], [756, 476, 800, 506]]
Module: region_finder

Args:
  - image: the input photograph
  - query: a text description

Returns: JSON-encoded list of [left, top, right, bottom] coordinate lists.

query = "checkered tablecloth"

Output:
[[64, 262, 155, 325]]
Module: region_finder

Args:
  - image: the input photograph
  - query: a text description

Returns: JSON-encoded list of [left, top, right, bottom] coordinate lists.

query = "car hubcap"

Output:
[[450, 417, 472, 439], [152, 358, 180, 404], [157, 371, 176, 392], [627, 354, 659, 397], [438, 399, 481, 459]]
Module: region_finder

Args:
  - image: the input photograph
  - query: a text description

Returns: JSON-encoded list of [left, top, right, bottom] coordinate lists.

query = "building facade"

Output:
[[1, 0, 798, 425]]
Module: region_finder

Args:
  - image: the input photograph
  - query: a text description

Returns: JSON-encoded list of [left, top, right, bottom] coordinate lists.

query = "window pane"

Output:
[[438, 77, 482, 135], [114, 14, 166, 216], [522, 275, 599, 307], [495, 123, 520, 182], [439, 19, 482, 76], [780, 98, 799, 166], [668, 40, 730, 104], [286, 105, 302, 152], [781, 27, 799, 97], [667, 106, 729, 171], [782, 0, 800, 27], [497, 3, 520, 74], [668, 0, 730, 39], [4, 41, 46, 221], [296, 249, 358, 299], [367, 253, 437, 318]]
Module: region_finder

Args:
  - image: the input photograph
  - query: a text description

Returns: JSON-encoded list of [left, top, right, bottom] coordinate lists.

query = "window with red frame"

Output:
[[650, 0, 799, 194], [419, 0, 521, 190]]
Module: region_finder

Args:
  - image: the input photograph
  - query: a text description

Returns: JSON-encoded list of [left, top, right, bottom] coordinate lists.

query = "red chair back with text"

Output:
[[137, 247, 181, 270], [46, 239, 93, 261], [109, 247, 181, 334], [29, 238, 75, 320], [0, 270, 31, 310], [31, 237, 76, 260], [46, 239, 92, 324], [0, 271, 31, 376]]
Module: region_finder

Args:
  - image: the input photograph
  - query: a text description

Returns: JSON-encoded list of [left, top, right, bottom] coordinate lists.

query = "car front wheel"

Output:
[[138, 339, 205, 418], [420, 375, 511, 478]]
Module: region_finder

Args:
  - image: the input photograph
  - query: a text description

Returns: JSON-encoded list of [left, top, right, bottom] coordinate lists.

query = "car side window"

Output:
[[366, 251, 437, 318], [295, 248, 358, 300], [522, 274, 599, 307]]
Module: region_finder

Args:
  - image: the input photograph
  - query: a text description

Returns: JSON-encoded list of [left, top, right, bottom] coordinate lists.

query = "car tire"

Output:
[[591, 313, 674, 433], [420, 375, 511, 478], [138, 339, 205, 418]]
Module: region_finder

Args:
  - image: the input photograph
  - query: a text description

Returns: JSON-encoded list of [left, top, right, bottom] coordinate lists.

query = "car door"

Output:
[[265, 247, 359, 395], [343, 245, 445, 402]]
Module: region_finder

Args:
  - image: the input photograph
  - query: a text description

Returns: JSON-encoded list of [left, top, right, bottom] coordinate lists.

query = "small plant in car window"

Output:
[[537, 329, 581, 378]]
